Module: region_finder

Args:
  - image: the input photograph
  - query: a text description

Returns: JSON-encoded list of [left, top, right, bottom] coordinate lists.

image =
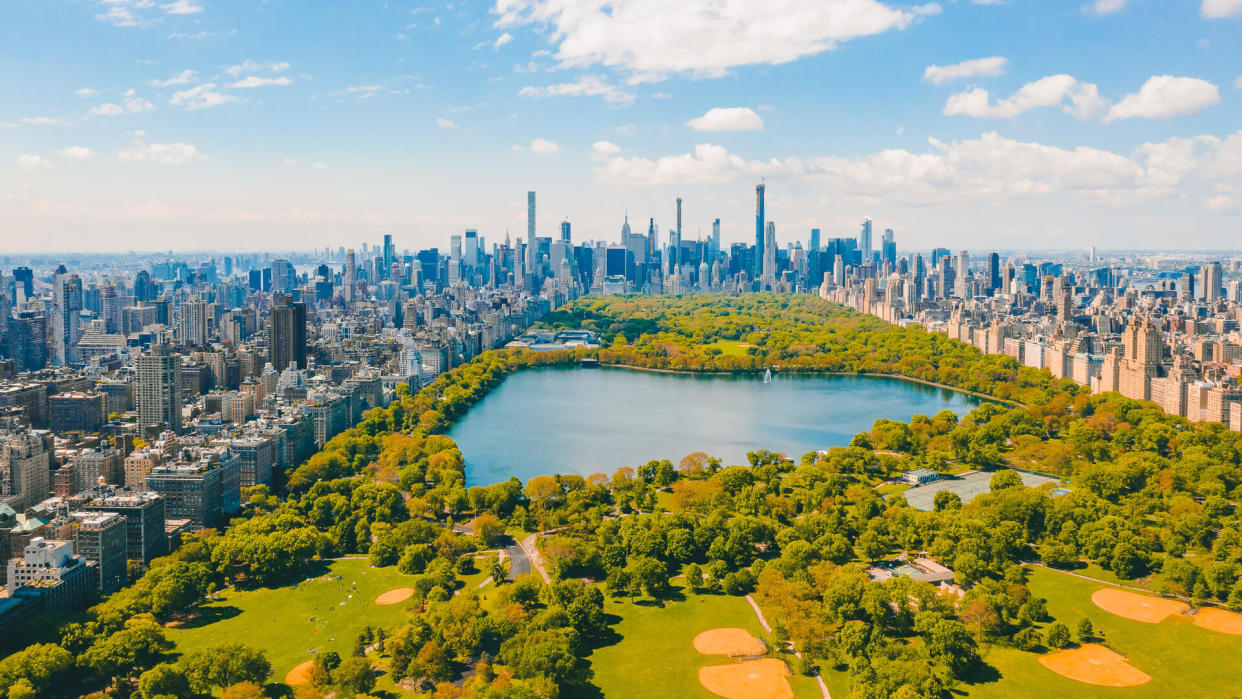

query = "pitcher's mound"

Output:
[[285, 660, 314, 686], [375, 587, 415, 605], [1038, 644, 1150, 687], [699, 658, 793, 699], [693, 628, 767, 656], [1193, 607, 1242, 635], [1091, 588, 1187, 623]]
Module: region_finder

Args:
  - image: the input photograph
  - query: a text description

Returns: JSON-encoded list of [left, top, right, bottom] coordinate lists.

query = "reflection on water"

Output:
[[449, 366, 981, 486]]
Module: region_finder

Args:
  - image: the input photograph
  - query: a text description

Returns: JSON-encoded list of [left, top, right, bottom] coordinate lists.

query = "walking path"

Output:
[[745, 595, 831, 699], [1024, 561, 1172, 597]]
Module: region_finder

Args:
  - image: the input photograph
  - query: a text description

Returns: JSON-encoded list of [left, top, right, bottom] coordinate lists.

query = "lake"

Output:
[[450, 366, 982, 486]]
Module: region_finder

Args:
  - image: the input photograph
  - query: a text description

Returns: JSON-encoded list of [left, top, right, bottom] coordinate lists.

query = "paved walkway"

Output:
[[521, 533, 552, 584], [745, 595, 831, 699]]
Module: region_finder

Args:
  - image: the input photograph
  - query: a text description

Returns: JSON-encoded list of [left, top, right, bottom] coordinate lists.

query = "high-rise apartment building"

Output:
[[754, 184, 765, 277], [270, 295, 307, 372], [136, 346, 182, 434], [176, 300, 209, 347]]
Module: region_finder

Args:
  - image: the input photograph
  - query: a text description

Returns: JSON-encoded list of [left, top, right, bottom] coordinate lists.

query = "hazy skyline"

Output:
[[3, 0, 1241, 253]]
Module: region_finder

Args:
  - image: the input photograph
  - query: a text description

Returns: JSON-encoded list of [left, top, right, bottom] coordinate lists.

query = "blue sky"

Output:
[[2, 0, 1241, 252]]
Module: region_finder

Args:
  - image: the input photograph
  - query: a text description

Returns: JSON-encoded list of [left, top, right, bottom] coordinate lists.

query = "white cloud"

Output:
[[20, 116, 59, 125], [312, 162, 328, 171], [161, 0, 203, 15], [592, 131, 1231, 207], [75, 88, 98, 97], [1105, 75, 1220, 121], [510, 144, 525, 152], [170, 83, 237, 110], [124, 91, 156, 112], [1236, 75, 1242, 90], [17, 155, 53, 171], [944, 74, 1109, 120], [95, 5, 139, 27], [494, 32, 513, 49], [519, 74, 635, 105], [1085, 0, 1127, 15], [530, 138, 559, 154], [282, 157, 300, 165], [436, 117, 461, 129], [332, 84, 384, 99], [1204, 194, 1237, 212], [224, 60, 290, 76], [90, 103, 126, 116], [495, 0, 920, 81], [149, 70, 198, 87], [592, 140, 621, 155], [227, 76, 292, 88], [922, 56, 1007, 85], [1202, 0, 1242, 17], [58, 146, 95, 160], [685, 107, 764, 131], [118, 140, 206, 164]]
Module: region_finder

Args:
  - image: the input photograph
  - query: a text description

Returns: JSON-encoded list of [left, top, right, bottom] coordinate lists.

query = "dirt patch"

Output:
[[285, 660, 314, 686], [1038, 644, 1150, 687], [375, 587, 415, 605], [162, 620, 184, 628], [699, 658, 793, 699], [692, 628, 767, 656], [1091, 588, 1187, 623], [1193, 607, 1242, 635]]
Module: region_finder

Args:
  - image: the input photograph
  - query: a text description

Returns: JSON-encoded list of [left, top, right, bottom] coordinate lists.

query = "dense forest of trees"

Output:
[[2, 294, 1240, 698]]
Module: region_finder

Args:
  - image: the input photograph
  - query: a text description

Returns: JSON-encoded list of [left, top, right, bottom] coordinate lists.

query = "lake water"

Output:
[[450, 366, 983, 487]]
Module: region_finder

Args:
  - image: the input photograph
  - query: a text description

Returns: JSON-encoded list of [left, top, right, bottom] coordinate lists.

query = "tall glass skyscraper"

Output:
[[754, 184, 765, 277]]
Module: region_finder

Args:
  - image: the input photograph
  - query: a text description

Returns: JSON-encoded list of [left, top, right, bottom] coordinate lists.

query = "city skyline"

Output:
[[3, 1, 1242, 252]]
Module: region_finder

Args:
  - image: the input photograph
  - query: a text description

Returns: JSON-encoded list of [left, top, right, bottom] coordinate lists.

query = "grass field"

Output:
[[166, 558, 420, 688], [706, 340, 754, 357], [582, 580, 820, 699], [960, 565, 1242, 698]]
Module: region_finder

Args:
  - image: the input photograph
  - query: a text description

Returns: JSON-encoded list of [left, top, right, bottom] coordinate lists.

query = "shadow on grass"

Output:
[[170, 603, 243, 629], [952, 658, 1003, 694]]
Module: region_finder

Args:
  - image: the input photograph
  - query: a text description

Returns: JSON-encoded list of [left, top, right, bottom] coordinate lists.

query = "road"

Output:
[[504, 537, 531, 579]]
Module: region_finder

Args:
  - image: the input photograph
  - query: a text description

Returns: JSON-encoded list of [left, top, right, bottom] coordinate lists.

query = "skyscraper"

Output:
[[859, 219, 872, 266], [270, 295, 307, 372], [673, 197, 682, 270], [136, 346, 182, 434], [464, 229, 479, 267], [711, 218, 721, 259], [809, 228, 821, 253], [560, 221, 571, 244], [988, 253, 1001, 294], [882, 228, 896, 266], [1203, 261, 1223, 302], [955, 251, 970, 298], [343, 249, 356, 304], [763, 222, 777, 288], [526, 191, 538, 285], [176, 300, 209, 347], [754, 184, 765, 277]]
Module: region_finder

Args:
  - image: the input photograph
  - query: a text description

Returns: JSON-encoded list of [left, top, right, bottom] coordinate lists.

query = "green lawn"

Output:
[[707, 340, 753, 357], [960, 565, 1242, 698], [583, 580, 820, 698], [166, 558, 419, 687]]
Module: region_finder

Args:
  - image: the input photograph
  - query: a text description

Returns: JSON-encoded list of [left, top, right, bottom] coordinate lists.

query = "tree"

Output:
[[416, 642, 452, 682], [221, 681, 268, 699], [471, 513, 505, 547], [335, 656, 377, 697], [182, 644, 271, 693], [1046, 622, 1072, 649], [1076, 617, 1094, 642], [990, 470, 1022, 491], [923, 618, 979, 677], [0, 643, 74, 695], [138, 663, 191, 699], [933, 490, 962, 512]]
